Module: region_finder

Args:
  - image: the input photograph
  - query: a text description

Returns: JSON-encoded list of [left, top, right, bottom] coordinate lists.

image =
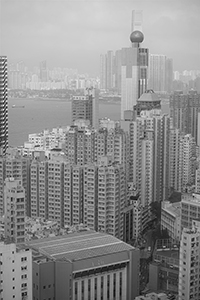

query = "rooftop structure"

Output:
[[28, 231, 140, 300]]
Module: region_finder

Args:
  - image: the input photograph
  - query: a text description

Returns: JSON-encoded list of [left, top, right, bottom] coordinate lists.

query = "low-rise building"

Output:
[[135, 292, 168, 300], [28, 230, 140, 300], [161, 201, 181, 242]]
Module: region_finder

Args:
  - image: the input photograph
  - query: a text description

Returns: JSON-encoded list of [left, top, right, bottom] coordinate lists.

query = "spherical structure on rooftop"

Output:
[[130, 31, 144, 43]]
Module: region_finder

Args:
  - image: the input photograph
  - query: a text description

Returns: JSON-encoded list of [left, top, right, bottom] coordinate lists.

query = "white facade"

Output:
[[161, 201, 181, 242], [121, 65, 138, 119], [178, 227, 200, 300], [0, 242, 32, 300]]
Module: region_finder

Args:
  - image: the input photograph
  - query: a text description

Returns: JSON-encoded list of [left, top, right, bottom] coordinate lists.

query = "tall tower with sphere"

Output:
[[121, 31, 148, 120]]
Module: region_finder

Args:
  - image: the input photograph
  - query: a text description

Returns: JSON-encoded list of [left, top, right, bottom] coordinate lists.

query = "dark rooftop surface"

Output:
[[28, 231, 133, 262]]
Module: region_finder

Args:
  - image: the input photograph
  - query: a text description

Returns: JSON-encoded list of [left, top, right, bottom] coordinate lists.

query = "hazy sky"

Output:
[[0, 0, 200, 76]]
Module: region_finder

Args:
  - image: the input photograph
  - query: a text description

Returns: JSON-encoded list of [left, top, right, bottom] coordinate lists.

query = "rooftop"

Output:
[[27, 231, 133, 262], [138, 90, 160, 102]]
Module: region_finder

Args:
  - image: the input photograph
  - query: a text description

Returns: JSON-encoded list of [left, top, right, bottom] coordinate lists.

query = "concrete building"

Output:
[[161, 201, 181, 242], [131, 10, 143, 32], [134, 89, 161, 116], [149, 240, 179, 296], [4, 178, 26, 244], [135, 292, 168, 300], [0, 56, 8, 155], [121, 31, 148, 119], [0, 242, 32, 300], [71, 88, 99, 129], [178, 227, 200, 300], [148, 54, 166, 93], [28, 231, 140, 300], [181, 193, 200, 230], [170, 90, 200, 143]]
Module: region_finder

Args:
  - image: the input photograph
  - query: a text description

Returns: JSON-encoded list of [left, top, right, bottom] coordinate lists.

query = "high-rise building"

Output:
[[0, 242, 32, 300], [29, 231, 140, 300], [134, 89, 161, 116], [4, 178, 26, 244], [165, 58, 173, 93], [170, 90, 200, 143], [181, 193, 200, 230], [148, 54, 166, 93], [121, 31, 148, 119], [39, 60, 48, 82], [0, 56, 8, 155], [178, 227, 200, 300], [71, 87, 99, 129], [131, 10, 143, 32]]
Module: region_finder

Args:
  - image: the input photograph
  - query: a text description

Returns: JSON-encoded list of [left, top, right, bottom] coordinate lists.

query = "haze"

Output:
[[0, 0, 200, 76]]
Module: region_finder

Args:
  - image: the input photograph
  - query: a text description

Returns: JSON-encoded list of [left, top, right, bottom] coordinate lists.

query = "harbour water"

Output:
[[8, 98, 169, 147]]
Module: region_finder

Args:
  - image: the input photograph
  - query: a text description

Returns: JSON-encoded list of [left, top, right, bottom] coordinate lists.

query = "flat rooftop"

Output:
[[27, 231, 134, 262], [155, 249, 179, 260]]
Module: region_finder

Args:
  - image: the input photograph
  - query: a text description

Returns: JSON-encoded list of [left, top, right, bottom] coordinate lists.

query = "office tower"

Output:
[[71, 87, 99, 129], [100, 51, 115, 91], [39, 60, 48, 82], [0, 56, 8, 155], [131, 10, 143, 32], [100, 53, 107, 90], [134, 89, 161, 116], [29, 231, 140, 300], [4, 178, 26, 244], [165, 58, 173, 93], [178, 227, 200, 300], [170, 90, 200, 143], [0, 242, 32, 300], [121, 31, 148, 119], [148, 54, 166, 92], [114, 49, 122, 94]]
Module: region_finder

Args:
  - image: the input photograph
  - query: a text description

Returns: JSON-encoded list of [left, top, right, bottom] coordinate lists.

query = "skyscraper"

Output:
[[131, 10, 143, 32], [121, 31, 148, 119], [0, 56, 8, 155], [148, 54, 166, 92]]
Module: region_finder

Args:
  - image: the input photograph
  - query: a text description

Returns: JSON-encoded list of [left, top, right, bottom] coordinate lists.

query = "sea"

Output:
[[8, 98, 169, 147]]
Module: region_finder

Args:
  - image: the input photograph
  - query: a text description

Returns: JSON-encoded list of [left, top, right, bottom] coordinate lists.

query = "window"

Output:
[[43, 286, 46, 289], [21, 257, 27, 262]]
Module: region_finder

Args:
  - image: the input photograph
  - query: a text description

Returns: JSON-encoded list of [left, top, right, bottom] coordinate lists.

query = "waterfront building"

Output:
[[178, 227, 200, 300], [121, 31, 148, 119], [0, 56, 8, 155], [4, 178, 26, 244], [28, 231, 140, 300], [71, 87, 99, 129], [161, 201, 181, 242], [0, 242, 32, 300]]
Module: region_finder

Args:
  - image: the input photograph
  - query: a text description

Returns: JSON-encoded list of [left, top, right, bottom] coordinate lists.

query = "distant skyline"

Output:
[[0, 0, 200, 76]]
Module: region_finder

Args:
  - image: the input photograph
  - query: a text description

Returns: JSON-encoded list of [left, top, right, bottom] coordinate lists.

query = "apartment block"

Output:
[[4, 178, 26, 244], [0, 242, 32, 300], [161, 201, 181, 242], [181, 193, 200, 230], [178, 227, 200, 300]]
